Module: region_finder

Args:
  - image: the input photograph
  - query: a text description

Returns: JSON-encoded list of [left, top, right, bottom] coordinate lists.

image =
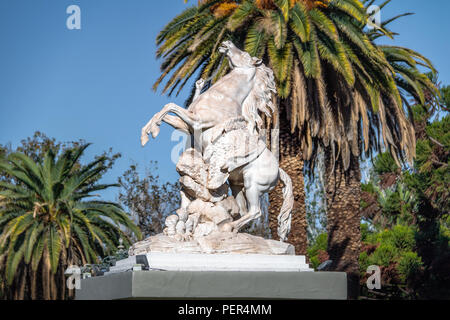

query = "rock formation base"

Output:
[[129, 232, 295, 256]]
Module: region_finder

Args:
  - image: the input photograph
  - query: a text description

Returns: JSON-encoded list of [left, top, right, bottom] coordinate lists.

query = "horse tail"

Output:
[[278, 168, 294, 242]]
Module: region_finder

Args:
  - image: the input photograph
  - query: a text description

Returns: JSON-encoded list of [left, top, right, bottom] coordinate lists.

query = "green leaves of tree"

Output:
[[0, 143, 141, 298]]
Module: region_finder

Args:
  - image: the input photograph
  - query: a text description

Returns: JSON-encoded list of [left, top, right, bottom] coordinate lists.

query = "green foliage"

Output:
[[373, 152, 398, 175], [155, 0, 435, 169], [362, 225, 415, 268], [0, 131, 121, 186], [118, 161, 180, 238], [397, 251, 423, 282], [378, 225, 416, 251], [441, 214, 450, 240], [440, 85, 450, 108], [0, 140, 140, 299], [307, 233, 327, 269], [360, 94, 449, 298], [360, 223, 372, 242], [368, 244, 398, 267], [378, 188, 402, 216], [360, 225, 423, 286], [373, 152, 399, 175], [361, 182, 376, 194], [405, 109, 449, 213], [359, 251, 369, 274]]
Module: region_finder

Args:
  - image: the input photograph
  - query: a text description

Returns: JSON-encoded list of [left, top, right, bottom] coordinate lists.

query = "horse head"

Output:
[[219, 41, 262, 70], [219, 41, 276, 133]]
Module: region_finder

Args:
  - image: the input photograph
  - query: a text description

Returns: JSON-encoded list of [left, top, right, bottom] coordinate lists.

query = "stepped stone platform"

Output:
[[107, 252, 314, 273], [75, 253, 347, 300], [76, 270, 347, 300]]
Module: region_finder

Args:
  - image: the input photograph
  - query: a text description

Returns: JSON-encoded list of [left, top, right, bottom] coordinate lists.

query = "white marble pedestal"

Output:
[[106, 253, 314, 274]]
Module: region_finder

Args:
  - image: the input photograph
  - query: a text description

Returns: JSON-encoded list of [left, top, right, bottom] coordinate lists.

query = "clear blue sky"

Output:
[[1, 0, 449, 201]]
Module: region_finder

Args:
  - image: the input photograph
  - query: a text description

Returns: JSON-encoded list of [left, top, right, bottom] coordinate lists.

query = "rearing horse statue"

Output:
[[141, 41, 294, 241]]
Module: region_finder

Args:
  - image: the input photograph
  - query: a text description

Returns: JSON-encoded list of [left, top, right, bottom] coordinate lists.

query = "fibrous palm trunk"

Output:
[[43, 249, 51, 300], [269, 110, 308, 255], [325, 148, 361, 299]]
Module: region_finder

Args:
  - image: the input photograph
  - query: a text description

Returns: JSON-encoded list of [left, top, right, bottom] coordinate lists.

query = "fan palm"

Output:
[[0, 145, 141, 300]]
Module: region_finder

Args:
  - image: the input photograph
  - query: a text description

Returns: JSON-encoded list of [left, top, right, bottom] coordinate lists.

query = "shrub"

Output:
[[361, 223, 373, 242], [397, 251, 423, 282], [376, 225, 416, 252], [373, 152, 399, 175], [369, 243, 398, 267], [307, 233, 328, 269], [359, 251, 370, 274]]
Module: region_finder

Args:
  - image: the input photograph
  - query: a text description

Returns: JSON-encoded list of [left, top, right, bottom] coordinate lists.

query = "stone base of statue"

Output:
[[128, 232, 295, 256], [75, 269, 347, 300], [75, 242, 348, 300], [75, 235, 349, 300], [106, 252, 313, 273]]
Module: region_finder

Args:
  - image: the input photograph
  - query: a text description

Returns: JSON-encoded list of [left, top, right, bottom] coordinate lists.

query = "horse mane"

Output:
[[241, 63, 277, 132]]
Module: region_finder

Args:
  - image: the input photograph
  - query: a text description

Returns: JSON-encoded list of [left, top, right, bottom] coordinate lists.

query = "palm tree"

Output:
[[154, 0, 413, 255], [322, 0, 439, 298], [0, 145, 141, 300]]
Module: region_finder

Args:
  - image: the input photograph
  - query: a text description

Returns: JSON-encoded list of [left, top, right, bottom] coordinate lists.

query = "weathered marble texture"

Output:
[[141, 41, 295, 242], [137, 41, 298, 257], [129, 232, 295, 256]]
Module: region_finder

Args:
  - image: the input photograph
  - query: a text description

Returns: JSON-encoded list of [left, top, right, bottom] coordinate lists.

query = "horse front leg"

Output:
[[162, 115, 190, 134], [141, 103, 201, 146], [141, 115, 161, 146]]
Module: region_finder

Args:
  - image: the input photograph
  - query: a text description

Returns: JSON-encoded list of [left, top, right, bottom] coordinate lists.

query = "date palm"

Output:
[[322, 0, 438, 298], [154, 0, 413, 258], [0, 145, 141, 300]]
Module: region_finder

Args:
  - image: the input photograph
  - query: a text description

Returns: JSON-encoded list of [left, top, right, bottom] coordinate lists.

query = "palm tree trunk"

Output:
[[324, 148, 361, 299], [50, 271, 57, 300], [269, 108, 308, 255], [43, 249, 51, 300], [17, 268, 27, 300], [60, 266, 66, 300], [30, 268, 37, 300]]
